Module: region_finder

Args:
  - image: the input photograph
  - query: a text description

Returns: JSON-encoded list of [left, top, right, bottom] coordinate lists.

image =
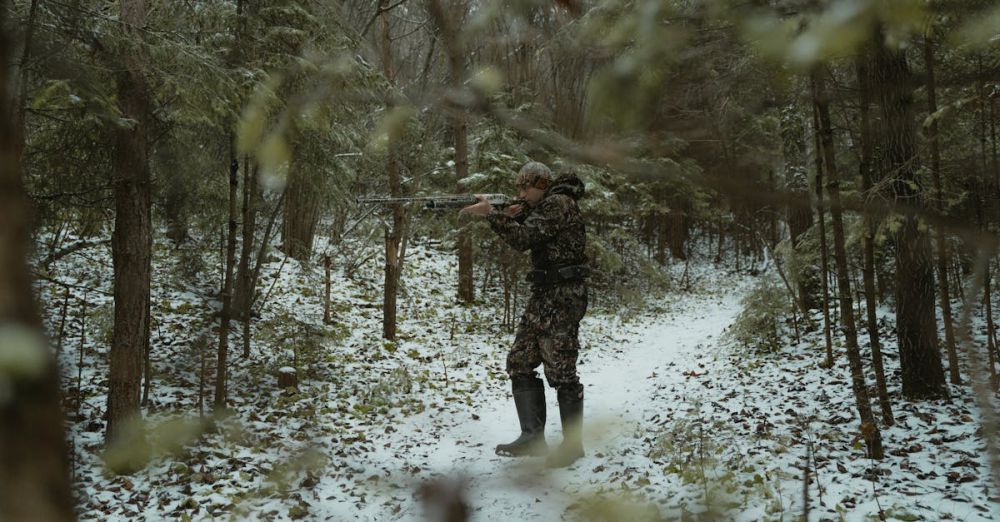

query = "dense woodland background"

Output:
[[2, 0, 1000, 519]]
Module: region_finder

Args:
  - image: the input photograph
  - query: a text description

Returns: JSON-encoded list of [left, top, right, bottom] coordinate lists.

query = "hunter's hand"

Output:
[[459, 195, 492, 216], [505, 204, 522, 216]]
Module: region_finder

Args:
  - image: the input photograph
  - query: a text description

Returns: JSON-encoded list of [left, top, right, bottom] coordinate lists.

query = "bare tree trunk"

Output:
[[990, 92, 1000, 390], [281, 165, 320, 262], [241, 303, 252, 358], [923, 37, 961, 385], [992, 96, 1000, 234], [813, 69, 885, 458], [198, 335, 206, 417], [986, 261, 998, 390], [768, 171, 778, 246], [856, 54, 894, 425], [56, 287, 70, 356], [643, 213, 654, 258], [106, 0, 153, 453], [457, 234, 473, 301], [215, 159, 239, 410], [787, 188, 815, 310], [872, 28, 946, 399], [980, 56, 993, 215], [781, 115, 819, 310], [323, 254, 332, 324], [656, 212, 667, 265], [715, 219, 724, 263], [76, 295, 87, 421], [993, 94, 1000, 192], [667, 210, 688, 260], [234, 159, 257, 318], [0, 10, 75, 517], [381, 11, 405, 340], [215, 0, 246, 405], [384, 224, 401, 339], [430, 0, 474, 303], [232, 0, 255, 328], [452, 72, 472, 303], [238, 161, 256, 358], [12, 0, 39, 168], [811, 103, 834, 368], [142, 317, 151, 407], [735, 222, 741, 272]]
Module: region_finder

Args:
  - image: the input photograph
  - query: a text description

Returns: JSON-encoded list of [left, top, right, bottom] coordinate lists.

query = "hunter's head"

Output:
[[516, 161, 552, 207]]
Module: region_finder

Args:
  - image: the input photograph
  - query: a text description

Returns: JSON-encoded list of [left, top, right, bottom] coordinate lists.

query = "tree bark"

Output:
[[667, 210, 688, 260], [923, 36, 961, 385], [215, 159, 239, 409], [783, 119, 816, 310], [992, 93, 1000, 230], [451, 35, 472, 304], [381, 10, 405, 340], [430, 0, 474, 303], [811, 102, 834, 368], [872, 27, 947, 399], [232, 0, 256, 325], [980, 63, 1000, 390], [234, 159, 257, 319], [813, 69, 885, 457], [656, 212, 668, 265], [384, 222, 401, 340], [12, 0, 39, 169], [715, 218, 724, 263], [281, 165, 320, 262], [142, 315, 151, 407], [106, 0, 153, 451], [0, 10, 75, 518], [323, 254, 333, 324], [239, 162, 257, 358], [856, 54, 894, 425], [986, 261, 998, 389]]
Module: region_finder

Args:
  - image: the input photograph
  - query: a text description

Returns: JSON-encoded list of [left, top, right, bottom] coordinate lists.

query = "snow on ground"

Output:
[[35, 230, 1000, 521], [309, 265, 747, 521]]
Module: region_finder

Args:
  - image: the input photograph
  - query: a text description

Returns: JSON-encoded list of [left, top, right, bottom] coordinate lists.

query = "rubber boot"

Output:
[[495, 376, 548, 457], [546, 388, 584, 468]]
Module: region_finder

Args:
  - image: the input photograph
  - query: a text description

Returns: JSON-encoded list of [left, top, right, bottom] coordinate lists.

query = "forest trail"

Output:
[[314, 284, 745, 521]]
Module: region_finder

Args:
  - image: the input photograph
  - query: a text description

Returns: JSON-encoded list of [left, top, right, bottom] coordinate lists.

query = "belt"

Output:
[[526, 264, 591, 285]]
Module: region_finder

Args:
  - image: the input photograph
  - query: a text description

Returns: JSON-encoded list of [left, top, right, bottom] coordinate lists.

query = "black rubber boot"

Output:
[[546, 388, 584, 468], [495, 376, 548, 457]]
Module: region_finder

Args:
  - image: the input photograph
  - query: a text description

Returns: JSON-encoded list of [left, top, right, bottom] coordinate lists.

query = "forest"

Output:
[[1, 0, 999, 520]]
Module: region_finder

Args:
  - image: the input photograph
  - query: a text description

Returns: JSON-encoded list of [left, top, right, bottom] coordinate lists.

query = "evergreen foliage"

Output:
[[6, 0, 1000, 517]]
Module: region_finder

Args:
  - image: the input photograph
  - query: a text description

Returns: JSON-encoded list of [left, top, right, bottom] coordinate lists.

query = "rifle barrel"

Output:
[[356, 194, 513, 209]]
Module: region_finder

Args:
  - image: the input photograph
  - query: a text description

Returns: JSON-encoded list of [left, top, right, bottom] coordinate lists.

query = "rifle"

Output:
[[355, 194, 521, 210]]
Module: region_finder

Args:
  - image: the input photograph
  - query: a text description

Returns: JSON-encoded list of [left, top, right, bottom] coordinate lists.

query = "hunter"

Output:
[[460, 161, 590, 468]]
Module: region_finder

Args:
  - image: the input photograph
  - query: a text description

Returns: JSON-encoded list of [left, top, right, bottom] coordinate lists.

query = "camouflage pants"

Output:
[[507, 282, 588, 398]]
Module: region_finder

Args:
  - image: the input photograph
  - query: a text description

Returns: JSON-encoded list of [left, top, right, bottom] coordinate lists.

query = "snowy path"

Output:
[[57, 240, 1000, 521], [314, 288, 744, 521]]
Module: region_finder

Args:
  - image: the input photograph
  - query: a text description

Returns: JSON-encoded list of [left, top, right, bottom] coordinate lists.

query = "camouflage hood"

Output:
[[488, 169, 589, 275], [545, 173, 585, 201]]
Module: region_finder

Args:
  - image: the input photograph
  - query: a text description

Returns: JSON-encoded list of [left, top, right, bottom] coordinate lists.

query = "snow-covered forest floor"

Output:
[[37, 231, 1000, 521]]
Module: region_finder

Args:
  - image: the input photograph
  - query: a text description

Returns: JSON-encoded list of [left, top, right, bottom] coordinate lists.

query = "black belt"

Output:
[[526, 264, 591, 285]]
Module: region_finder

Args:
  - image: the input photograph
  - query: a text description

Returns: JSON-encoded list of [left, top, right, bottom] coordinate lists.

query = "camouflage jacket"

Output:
[[487, 174, 588, 272]]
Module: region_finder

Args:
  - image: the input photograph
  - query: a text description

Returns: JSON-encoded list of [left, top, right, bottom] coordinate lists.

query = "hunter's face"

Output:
[[518, 185, 545, 207]]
